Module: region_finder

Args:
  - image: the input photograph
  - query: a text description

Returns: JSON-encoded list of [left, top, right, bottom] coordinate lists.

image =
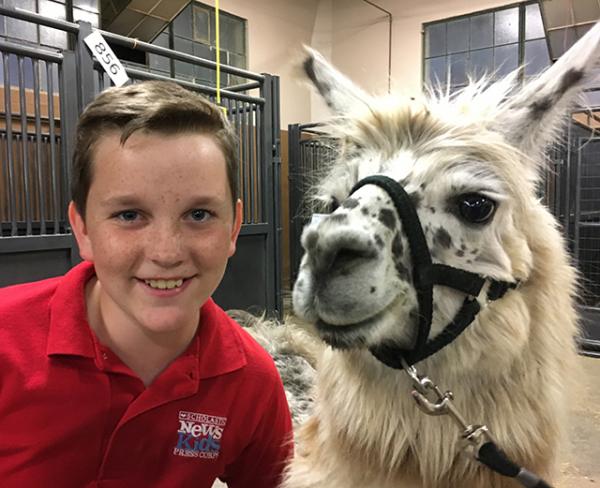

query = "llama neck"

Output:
[[317, 288, 569, 485]]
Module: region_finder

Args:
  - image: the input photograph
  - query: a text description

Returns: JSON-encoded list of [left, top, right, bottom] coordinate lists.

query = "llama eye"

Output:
[[457, 193, 496, 224]]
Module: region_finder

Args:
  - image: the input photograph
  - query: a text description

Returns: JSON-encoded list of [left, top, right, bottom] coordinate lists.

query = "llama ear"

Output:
[[303, 47, 371, 114], [498, 22, 600, 157]]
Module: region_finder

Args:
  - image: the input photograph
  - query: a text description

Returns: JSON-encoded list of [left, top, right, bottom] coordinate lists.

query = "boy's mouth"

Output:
[[143, 278, 185, 290]]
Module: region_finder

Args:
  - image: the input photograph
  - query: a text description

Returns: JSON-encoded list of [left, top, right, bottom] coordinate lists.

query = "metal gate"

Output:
[[0, 6, 282, 316], [554, 111, 600, 356]]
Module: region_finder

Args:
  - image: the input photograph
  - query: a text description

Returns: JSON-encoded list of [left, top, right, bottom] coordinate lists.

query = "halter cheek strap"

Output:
[[350, 175, 518, 370]]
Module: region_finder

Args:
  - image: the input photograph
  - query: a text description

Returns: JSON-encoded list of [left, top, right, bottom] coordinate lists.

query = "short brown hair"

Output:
[[71, 80, 238, 217]]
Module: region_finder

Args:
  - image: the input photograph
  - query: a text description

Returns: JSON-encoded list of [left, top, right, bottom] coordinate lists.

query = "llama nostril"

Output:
[[307, 226, 378, 276], [331, 248, 371, 271], [319, 242, 377, 276]]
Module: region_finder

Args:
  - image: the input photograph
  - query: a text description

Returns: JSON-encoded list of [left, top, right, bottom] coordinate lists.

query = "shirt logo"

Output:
[[173, 410, 227, 459]]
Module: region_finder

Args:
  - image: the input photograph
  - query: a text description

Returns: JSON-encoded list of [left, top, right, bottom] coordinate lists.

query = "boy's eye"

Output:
[[116, 210, 139, 222], [189, 209, 210, 222]]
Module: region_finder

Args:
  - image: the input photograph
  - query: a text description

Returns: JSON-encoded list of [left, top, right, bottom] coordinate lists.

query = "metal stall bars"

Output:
[[570, 111, 600, 357], [288, 122, 337, 285], [0, 7, 282, 318], [0, 6, 80, 286], [545, 100, 600, 357]]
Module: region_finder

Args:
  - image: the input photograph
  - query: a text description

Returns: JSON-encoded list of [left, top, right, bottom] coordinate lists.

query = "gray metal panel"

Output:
[[0, 234, 78, 287], [60, 51, 79, 241], [271, 76, 282, 315], [259, 74, 279, 317], [212, 233, 268, 313], [0, 248, 72, 287], [76, 22, 96, 107]]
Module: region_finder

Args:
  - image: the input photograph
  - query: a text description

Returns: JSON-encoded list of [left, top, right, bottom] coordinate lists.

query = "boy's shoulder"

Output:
[[0, 263, 94, 319], [231, 317, 277, 367], [0, 275, 63, 316], [0, 275, 66, 356], [204, 302, 281, 382]]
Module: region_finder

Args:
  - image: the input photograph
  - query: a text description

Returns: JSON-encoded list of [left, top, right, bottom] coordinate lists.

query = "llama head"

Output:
[[293, 23, 600, 353]]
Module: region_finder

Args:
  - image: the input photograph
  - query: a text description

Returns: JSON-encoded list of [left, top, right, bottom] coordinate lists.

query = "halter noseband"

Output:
[[349, 175, 518, 370]]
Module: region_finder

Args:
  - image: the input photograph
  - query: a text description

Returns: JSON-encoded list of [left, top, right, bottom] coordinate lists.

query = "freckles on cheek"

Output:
[[193, 236, 230, 261], [92, 231, 133, 259]]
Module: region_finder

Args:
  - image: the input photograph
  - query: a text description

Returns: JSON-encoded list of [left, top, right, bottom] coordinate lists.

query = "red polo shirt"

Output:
[[0, 262, 293, 487]]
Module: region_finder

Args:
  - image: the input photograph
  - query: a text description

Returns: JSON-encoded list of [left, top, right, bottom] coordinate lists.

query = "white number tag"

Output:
[[83, 31, 129, 87]]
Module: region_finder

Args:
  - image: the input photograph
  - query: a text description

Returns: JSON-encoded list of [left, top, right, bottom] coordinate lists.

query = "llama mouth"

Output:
[[315, 318, 372, 334], [315, 310, 386, 349]]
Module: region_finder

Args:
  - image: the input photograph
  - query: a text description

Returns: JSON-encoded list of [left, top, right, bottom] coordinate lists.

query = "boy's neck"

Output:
[[84, 277, 199, 387]]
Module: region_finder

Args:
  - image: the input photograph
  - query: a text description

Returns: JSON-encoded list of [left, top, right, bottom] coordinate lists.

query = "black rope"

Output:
[[477, 442, 554, 488], [351, 175, 433, 354], [427, 263, 486, 296], [351, 175, 518, 369]]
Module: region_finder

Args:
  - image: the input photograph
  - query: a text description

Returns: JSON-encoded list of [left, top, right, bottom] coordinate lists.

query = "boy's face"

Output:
[[69, 130, 242, 337]]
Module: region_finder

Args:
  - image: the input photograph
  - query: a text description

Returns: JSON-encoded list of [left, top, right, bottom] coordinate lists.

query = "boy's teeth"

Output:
[[145, 279, 183, 290]]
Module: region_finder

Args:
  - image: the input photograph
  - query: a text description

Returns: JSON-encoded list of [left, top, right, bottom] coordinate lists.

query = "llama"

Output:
[[274, 22, 600, 488]]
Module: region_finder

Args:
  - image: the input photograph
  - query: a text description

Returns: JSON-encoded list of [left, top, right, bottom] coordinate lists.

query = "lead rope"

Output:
[[400, 358, 553, 488]]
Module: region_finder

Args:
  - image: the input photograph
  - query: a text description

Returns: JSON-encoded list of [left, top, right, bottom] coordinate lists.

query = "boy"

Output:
[[0, 81, 293, 487]]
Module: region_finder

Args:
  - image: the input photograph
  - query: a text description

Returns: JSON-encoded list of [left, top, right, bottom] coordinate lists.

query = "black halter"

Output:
[[350, 175, 518, 370]]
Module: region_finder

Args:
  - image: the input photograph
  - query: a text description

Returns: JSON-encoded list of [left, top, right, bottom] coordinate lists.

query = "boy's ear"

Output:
[[228, 199, 243, 258], [69, 201, 93, 262]]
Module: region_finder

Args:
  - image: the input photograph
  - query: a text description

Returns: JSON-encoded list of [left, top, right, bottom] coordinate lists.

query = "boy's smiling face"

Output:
[[69, 130, 242, 339]]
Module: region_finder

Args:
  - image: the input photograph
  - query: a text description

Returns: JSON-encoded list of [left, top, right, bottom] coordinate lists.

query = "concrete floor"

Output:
[[557, 355, 600, 487]]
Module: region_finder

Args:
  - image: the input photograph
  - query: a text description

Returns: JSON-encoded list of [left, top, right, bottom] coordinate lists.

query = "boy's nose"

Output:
[[146, 224, 185, 268]]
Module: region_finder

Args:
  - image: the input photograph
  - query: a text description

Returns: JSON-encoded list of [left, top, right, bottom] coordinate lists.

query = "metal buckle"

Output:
[[400, 358, 493, 458]]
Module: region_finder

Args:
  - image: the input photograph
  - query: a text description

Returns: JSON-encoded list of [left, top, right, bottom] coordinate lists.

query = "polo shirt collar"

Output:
[[46, 262, 248, 381], [47, 261, 97, 358], [194, 298, 247, 379]]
